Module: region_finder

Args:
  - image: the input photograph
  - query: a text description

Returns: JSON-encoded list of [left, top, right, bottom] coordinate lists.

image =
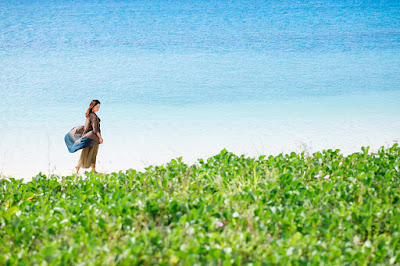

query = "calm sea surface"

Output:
[[1, 0, 400, 177]]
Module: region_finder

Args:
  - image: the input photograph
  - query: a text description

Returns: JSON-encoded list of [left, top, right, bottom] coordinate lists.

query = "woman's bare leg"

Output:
[[91, 164, 98, 174]]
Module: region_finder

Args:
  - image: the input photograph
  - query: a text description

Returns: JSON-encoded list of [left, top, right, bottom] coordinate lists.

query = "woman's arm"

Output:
[[91, 114, 103, 144], [96, 132, 103, 144]]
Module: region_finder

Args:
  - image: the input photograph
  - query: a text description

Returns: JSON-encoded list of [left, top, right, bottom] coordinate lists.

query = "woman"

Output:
[[64, 100, 103, 174]]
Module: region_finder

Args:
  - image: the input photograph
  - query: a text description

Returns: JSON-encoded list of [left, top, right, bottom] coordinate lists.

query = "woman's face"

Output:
[[93, 104, 100, 113]]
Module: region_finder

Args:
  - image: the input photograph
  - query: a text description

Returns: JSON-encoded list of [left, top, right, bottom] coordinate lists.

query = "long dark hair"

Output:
[[85, 100, 101, 118]]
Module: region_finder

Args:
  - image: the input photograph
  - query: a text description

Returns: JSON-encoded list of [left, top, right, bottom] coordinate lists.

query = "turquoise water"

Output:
[[1, 0, 400, 177]]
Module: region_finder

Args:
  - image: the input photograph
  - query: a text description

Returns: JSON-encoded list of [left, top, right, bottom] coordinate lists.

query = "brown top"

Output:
[[83, 112, 101, 141], [72, 113, 101, 144]]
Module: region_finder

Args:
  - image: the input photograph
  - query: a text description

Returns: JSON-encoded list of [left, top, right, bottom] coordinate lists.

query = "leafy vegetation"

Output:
[[1, 145, 400, 264]]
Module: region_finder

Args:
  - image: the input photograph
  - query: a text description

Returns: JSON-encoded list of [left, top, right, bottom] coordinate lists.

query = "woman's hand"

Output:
[[96, 132, 103, 144]]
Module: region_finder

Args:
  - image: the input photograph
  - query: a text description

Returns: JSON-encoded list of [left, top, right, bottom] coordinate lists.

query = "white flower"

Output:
[[286, 246, 295, 256], [224, 247, 232, 254], [187, 227, 195, 235]]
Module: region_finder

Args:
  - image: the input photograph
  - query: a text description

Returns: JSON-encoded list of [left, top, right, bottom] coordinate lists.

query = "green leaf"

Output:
[[4, 206, 19, 221]]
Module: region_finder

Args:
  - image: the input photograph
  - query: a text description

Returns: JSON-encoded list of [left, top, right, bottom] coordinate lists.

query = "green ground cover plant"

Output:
[[1, 145, 400, 265]]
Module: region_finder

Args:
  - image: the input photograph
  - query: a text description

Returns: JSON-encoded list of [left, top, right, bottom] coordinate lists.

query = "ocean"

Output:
[[1, 0, 399, 178]]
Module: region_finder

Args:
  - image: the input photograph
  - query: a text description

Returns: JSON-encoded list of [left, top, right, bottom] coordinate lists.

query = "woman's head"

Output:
[[86, 100, 101, 117]]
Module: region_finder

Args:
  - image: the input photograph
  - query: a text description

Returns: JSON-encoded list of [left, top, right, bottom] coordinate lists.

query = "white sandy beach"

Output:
[[1, 95, 399, 181]]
